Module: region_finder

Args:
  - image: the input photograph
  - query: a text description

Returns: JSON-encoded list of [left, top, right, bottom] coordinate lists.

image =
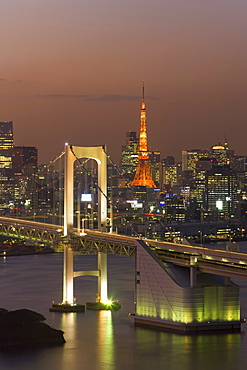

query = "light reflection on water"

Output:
[[0, 253, 247, 369], [97, 310, 114, 369]]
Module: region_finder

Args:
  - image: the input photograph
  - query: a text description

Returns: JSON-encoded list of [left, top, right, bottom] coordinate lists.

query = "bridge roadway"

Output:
[[0, 216, 247, 279]]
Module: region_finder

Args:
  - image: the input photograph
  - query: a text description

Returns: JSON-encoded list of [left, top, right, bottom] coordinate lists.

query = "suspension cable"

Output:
[[103, 147, 131, 186], [69, 145, 139, 236]]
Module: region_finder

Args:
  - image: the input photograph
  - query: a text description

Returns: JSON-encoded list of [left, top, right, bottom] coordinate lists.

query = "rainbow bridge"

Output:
[[0, 215, 247, 332], [1, 143, 247, 332]]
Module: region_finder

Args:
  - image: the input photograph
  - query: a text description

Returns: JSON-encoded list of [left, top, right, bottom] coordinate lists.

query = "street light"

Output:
[[198, 230, 203, 248], [76, 211, 80, 234]]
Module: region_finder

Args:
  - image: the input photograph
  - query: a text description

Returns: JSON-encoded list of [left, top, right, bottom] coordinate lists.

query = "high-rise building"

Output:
[[12, 146, 38, 176], [149, 151, 161, 185], [205, 165, 238, 218], [163, 156, 175, 166], [211, 140, 234, 166], [0, 121, 14, 168], [192, 157, 215, 207], [182, 149, 209, 173], [131, 84, 156, 188], [163, 163, 182, 188], [120, 131, 138, 177], [0, 121, 14, 205]]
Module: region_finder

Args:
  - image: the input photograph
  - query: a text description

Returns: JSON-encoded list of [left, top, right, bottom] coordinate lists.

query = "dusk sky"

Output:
[[1, 0, 247, 164]]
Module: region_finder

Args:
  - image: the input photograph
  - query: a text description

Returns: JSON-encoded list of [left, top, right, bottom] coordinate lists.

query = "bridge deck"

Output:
[[1, 216, 247, 279]]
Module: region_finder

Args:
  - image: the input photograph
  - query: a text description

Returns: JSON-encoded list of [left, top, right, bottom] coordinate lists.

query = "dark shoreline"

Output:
[[0, 250, 54, 257]]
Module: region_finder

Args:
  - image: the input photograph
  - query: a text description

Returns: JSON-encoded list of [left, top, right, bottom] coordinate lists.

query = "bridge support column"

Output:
[[190, 256, 197, 287], [86, 252, 121, 310], [224, 276, 230, 286], [98, 252, 108, 303], [63, 245, 74, 304], [49, 241, 85, 312]]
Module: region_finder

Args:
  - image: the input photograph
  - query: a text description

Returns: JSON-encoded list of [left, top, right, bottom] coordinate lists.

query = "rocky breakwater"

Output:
[[0, 308, 65, 348]]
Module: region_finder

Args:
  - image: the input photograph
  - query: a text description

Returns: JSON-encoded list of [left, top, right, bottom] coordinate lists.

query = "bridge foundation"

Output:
[[49, 241, 85, 312], [133, 240, 243, 333], [86, 252, 121, 310]]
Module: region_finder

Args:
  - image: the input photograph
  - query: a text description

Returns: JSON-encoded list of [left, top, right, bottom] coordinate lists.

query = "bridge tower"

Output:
[[51, 143, 111, 311], [64, 143, 107, 235]]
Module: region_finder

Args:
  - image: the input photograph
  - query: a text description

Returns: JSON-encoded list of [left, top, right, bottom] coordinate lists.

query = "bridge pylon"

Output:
[[50, 143, 119, 312]]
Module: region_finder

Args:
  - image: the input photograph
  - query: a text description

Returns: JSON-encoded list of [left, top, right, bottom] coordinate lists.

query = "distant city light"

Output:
[[216, 200, 223, 210], [131, 202, 142, 209], [81, 194, 92, 202], [126, 200, 138, 204]]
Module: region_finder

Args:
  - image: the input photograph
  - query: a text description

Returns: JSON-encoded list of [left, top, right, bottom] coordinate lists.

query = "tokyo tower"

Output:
[[131, 83, 156, 188]]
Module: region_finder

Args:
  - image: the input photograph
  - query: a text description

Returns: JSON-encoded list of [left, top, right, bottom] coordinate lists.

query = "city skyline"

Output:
[[1, 0, 247, 164]]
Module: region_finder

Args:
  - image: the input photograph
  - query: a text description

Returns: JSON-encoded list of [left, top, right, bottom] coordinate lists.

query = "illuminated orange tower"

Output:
[[131, 83, 156, 188]]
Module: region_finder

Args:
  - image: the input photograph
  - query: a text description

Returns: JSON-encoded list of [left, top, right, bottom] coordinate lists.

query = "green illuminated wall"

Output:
[[135, 242, 240, 325]]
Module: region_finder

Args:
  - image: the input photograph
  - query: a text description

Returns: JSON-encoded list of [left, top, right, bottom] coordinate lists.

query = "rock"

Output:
[[0, 308, 65, 348]]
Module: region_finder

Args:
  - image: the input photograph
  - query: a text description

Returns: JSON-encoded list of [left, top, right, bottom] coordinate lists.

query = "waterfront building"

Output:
[[135, 240, 241, 332]]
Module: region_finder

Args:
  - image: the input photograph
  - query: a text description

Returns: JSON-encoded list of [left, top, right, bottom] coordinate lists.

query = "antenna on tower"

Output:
[[142, 80, 145, 100], [224, 133, 228, 147]]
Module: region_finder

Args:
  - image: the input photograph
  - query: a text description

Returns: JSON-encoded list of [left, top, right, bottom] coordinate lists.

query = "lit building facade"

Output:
[[205, 166, 238, 218], [149, 151, 161, 185], [182, 149, 209, 174], [135, 240, 241, 332], [12, 146, 38, 176], [0, 122, 14, 205], [0, 121, 14, 169], [120, 131, 138, 179], [163, 163, 182, 188], [192, 158, 215, 207], [210, 140, 234, 166]]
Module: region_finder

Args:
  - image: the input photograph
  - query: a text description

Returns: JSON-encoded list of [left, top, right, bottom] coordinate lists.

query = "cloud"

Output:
[[0, 78, 23, 83], [86, 95, 141, 102], [36, 94, 158, 102], [36, 94, 91, 99]]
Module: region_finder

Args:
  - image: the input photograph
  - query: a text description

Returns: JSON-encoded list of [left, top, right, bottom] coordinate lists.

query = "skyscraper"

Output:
[[0, 121, 14, 168], [131, 85, 156, 188], [205, 165, 238, 218], [0, 121, 14, 204], [120, 131, 138, 177], [12, 146, 38, 176], [182, 149, 209, 173], [211, 140, 234, 166]]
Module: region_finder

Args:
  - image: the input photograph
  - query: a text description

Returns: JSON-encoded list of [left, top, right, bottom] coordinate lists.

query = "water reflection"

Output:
[[97, 310, 114, 369], [0, 254, 247, 370], [134, 327, 242, 370], [60, 313, 77, 343]]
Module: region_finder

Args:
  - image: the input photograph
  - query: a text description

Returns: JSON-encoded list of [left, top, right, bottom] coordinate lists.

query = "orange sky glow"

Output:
[[1, 0, 247, 164]]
